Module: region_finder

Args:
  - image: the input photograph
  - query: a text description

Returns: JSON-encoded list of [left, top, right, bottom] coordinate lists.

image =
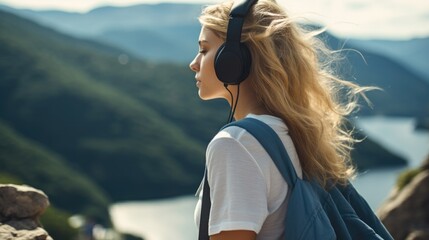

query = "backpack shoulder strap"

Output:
[[198, 169, 211, 240], [222, 117, 298, 187]]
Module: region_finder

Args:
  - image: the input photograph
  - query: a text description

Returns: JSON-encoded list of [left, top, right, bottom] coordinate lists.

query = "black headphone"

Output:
[[214, 0, 257, 85]]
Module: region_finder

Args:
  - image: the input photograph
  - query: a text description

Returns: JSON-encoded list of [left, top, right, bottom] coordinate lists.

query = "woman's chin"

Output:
[[198, 94, 211, 101], [198, 92, 217, 101]]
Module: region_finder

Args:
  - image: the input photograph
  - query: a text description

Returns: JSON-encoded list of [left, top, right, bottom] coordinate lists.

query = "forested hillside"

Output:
[[0, 120, 110, 228], [0, 9, 215, 201]]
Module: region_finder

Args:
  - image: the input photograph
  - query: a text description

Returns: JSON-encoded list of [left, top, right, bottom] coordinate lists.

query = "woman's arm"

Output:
[[211, 230, 257, 240]]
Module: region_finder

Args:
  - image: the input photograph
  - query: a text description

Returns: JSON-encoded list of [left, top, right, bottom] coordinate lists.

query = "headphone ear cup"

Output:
[[214, 43, 243, 85], [214, 42, 252, 85], [239, 43, 252, 82]]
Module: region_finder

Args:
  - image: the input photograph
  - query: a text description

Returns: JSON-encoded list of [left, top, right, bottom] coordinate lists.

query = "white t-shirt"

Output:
[[195, 114, 303, 239]]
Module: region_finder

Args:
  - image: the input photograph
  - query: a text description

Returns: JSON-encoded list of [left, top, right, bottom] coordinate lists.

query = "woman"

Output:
[[189, 0, 367, 239]]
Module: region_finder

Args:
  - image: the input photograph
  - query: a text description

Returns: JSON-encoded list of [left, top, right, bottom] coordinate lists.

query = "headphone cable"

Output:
[[224, 84, 234, 124], [230, 84, 240, 123], [224, 83, 240, 124]]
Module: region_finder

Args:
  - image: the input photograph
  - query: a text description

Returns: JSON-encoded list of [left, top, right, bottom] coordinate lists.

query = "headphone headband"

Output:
[[214, 0, 257, 85], [230, 0, 258, 17]]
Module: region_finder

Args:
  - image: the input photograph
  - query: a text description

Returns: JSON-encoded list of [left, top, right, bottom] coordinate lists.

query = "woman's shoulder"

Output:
[[214, 114, 287, 138], [208, 125, 253, 156], [209, 114, 288, 151]]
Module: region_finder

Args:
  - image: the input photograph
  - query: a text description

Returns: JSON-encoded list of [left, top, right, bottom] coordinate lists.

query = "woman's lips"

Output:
[[196, 80, 201, 87]]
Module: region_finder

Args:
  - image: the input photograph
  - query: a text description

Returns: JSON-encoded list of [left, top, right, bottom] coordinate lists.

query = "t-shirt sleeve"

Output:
[[206, 136, 269, 235]]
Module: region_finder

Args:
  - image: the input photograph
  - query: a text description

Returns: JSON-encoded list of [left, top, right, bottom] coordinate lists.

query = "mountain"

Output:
[[0, 7, 406, 211], [0, 3, 203, 62], [349, 37, 429, 82], [0, 3, 203, 37], [2, 3, 429, 118], [99, 24, 201, 62], [319, 33, 429, 117]]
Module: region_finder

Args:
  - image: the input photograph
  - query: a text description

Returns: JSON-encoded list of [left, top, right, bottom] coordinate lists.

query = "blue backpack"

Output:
[[198, 117, 393, 240]]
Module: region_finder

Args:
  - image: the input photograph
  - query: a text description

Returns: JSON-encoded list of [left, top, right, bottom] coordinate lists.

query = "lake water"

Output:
[[351, 116, 429, 210], [110, 116, 429, 240]]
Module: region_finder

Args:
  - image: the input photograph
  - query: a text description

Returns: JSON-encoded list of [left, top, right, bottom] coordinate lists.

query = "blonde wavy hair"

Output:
[[200, 0, 370, 187]]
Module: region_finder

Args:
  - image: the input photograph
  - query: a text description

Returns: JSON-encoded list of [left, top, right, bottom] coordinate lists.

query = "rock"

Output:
[[0, 224, 52, 240], [0, 184, 49, 220], [0, 184, 53, 240], [378, 157, 429, 240]]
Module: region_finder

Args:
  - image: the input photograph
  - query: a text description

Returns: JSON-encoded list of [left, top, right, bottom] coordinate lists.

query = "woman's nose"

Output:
[[189, 56, 199, 72]]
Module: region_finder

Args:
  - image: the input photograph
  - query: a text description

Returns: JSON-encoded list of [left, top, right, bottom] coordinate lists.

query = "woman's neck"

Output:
[[226, 81, 269, 120], [233, 104, 269, 120]]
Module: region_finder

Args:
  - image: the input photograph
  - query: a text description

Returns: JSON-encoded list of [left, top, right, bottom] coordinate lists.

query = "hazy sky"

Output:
[[1, 0, 428, 39]]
